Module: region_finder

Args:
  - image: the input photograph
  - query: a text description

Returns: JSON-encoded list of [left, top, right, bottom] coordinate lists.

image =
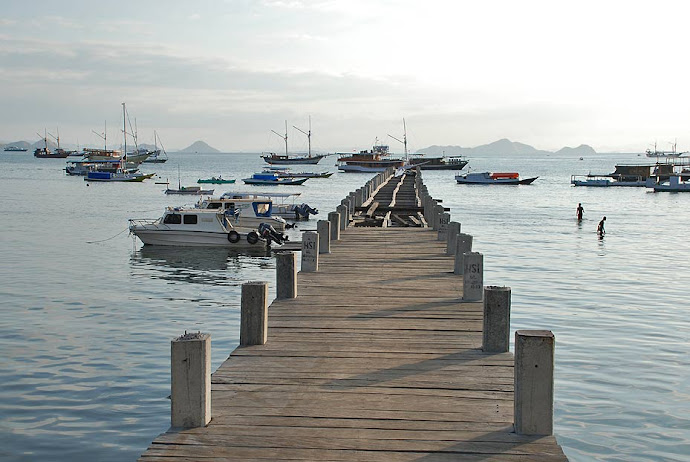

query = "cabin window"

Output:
[[183, 215, 198, 224], [206, 202, 222, 209], [253, 201, 272, 217], [163, 214, 182, 224]]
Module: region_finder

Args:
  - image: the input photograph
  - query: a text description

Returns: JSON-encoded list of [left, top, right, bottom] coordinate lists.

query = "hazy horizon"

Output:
[[2, 1, 689, 154]]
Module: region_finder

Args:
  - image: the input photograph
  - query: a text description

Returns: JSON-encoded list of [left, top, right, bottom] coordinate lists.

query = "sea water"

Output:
[[0, 151, 688, 461]]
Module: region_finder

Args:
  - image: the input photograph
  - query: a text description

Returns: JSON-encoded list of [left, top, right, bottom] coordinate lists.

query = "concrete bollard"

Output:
[[433, 205, 444, 230], [446, 222, 461, 256], [301, 231, 319, 272], [336, 205, 347, 231], [317, 220, 330, 254], [453, 233, 473, 274], [514, 330, 555, 435], [171, 332, 211, 428], [437, 212, 450, 241], [328, 212, 340, 241], [276, 251, 297, 299], [482, 286, 511, 352], [241, 281, 268, 346], [462, 252, 483, 301]]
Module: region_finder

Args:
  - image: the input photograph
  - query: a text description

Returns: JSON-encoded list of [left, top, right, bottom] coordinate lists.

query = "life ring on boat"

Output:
[[247, 231, 259, 245], [227, 230, 240, 243]]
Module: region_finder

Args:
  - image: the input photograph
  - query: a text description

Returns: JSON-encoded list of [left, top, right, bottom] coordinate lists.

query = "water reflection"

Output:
[[130, 246, 273, 286]]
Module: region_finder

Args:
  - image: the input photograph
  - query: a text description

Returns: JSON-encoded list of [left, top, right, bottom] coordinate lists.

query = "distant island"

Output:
[[176, 141, 220, 153], [418, 139, 596, 156]]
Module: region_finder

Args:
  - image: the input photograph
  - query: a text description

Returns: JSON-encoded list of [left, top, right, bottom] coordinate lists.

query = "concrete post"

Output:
[[446, 222, 461, 256], [241, 281, 268, 346], [328, 211, 340, 240], [483, 286, 511, 352], [462, 252, 483, 301], [171, 332, 211, 428], [276, 251, 297, 299], [317, 220, 330, 254], [514, 330, 555, 435], [336, 205, 347, 230], [453, 233, 473, 274], [301, 231, 319, 272], [437, 212, 450, 241], [434, 205, 444, 230]]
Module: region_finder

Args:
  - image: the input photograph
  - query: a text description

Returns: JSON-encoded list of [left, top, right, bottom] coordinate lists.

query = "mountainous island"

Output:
[[176, 141, 220, 153], [417, 139, 596, 156]]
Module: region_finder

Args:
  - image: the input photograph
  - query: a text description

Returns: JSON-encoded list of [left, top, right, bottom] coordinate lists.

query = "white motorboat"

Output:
[[570, 174, 646, 187], [455, 172, 538, 185], [647, 174, 690, 192], [204, 191, 318, 222], [129, 207, 273, 247], [196, 193, 289, 231]]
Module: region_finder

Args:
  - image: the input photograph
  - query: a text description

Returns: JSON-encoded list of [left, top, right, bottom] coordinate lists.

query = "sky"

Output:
[[1, 0, 689, 153]]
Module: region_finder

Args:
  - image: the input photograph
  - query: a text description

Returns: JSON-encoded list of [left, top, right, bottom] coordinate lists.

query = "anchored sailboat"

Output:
[[260, 118, 327, 165]]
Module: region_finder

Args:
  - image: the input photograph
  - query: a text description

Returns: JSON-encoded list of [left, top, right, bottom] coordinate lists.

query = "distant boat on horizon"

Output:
[[4, 145, 28, 152], [646, 140, 686, 158]]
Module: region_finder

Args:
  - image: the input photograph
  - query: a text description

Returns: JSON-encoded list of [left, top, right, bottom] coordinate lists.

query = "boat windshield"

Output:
[[253, 201, 272, 217]]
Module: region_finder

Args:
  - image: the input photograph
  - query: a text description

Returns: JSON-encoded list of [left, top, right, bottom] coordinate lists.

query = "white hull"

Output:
[[131, 229, 266, 247], [571, 176, 646, 187], [649, 175, 690, 192], [129, 208, 269, 247]]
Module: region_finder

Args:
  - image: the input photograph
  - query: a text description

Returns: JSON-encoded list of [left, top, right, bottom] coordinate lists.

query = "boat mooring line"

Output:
[[86, 227, 129, 244]]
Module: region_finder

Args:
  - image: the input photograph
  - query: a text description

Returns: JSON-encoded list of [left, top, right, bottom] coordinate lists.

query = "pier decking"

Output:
[[140, 214, 567, 460]]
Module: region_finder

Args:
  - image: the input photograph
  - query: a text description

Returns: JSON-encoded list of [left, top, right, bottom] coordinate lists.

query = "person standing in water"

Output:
[[577, 203, 584, 221], [597, 216, 606, 236]]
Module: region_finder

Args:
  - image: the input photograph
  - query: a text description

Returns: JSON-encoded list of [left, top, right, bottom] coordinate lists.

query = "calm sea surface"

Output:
[[1, 151, 688, 461]]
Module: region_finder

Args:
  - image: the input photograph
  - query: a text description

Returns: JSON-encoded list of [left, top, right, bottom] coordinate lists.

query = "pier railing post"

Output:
[[328, 211, 340, 241], [317, 220, 330, 254], [483, 286, 511, 352], [276, 251, 297, 299], [514, 330, 555, 435], [171, 332, 211, 428], [241, 281, 268, 346], [454, 233, 473, 274], [462, 252, 483, 301], [301, 231, 319, 272], [437, 212, 450, 241], [447, 222, 461, 256], [336, 205, 347, 231]]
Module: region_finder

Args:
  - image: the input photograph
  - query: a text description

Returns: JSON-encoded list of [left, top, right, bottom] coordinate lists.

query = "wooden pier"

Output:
[[140, 172, 568, 461]]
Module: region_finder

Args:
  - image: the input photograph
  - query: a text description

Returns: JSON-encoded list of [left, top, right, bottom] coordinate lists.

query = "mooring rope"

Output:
[[86, 227, 130, 244]]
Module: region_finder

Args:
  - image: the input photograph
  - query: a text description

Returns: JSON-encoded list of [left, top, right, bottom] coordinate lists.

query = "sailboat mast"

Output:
[[271, 121, 289, 157], [403, 118, 408, 159], [122, 103, 127, 159], [293, 116, 312, 157], [387, 118, 409, 160]]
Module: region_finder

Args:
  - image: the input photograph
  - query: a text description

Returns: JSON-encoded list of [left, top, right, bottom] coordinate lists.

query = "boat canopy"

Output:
[[220, 191, 301, 199]]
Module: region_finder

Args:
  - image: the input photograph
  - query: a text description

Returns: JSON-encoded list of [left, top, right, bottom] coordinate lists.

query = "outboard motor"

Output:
[[295, 203, 319, 219], [258, 223, 288, 245]]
